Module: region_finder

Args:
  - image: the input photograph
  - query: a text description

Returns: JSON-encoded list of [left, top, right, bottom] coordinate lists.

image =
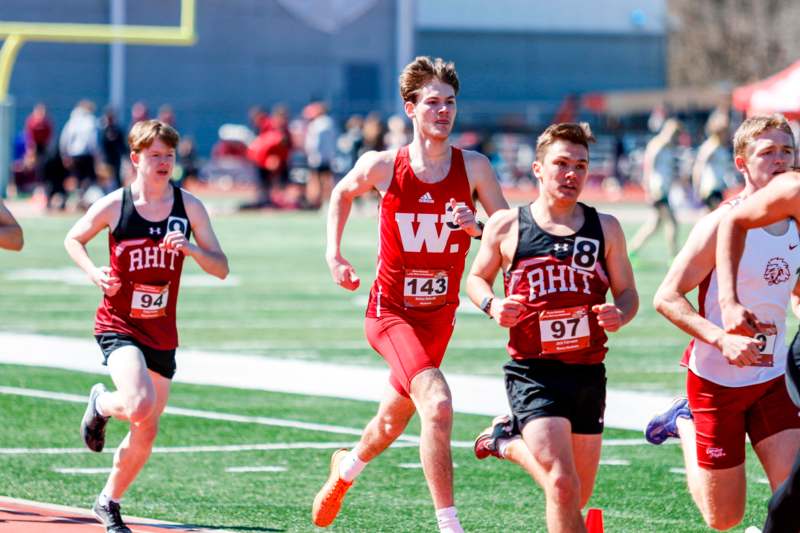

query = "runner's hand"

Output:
[[91, 266, 121, 296], [492, 294, 527, 327], [449, 198, 481, 237], [720, 333, 762, 367], [592, 303, 623, 332], [720, 302, 760, 337], [160, 230, 192, 255], [328, 255, 360, 291]]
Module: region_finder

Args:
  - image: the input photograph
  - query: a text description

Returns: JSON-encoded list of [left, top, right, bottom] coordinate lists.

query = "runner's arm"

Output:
[[325, 150, 392, 290], [64, 193, 122, 294], [466, 209, 525, 327], [717, 173, 800, 329], [656, 210, 760, 365], [597, 214, 638, 331], [0, 200, 23, 251], [182, 194, 229, 279], [466, 151, 509, 219]]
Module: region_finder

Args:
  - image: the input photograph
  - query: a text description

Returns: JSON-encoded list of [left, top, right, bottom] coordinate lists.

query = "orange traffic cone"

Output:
[[585, 508, 604, 533]]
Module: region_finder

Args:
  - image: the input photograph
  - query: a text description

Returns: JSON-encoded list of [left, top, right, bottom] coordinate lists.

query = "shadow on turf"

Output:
[[131, 524, 284, 532]]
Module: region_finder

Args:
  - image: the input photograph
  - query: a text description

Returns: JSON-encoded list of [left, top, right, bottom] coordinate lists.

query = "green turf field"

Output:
[[0, 206, 785, 531]]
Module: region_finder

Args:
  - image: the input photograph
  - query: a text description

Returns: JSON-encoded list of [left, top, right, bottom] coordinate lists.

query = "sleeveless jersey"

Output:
[[366, 146, 474, 320], [686, 209, 800, 387], [94, 185, 191, 350], [504, 203, 610, 364]]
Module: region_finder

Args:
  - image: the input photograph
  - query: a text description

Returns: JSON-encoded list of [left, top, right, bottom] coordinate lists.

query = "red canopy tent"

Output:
[[732, 60, 800, 120]]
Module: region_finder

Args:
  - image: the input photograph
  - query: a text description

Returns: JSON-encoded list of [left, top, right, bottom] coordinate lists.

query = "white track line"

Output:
[[53, 467, 112, 474], [225, 466, 287, 473], [0, 331, 674, 430]]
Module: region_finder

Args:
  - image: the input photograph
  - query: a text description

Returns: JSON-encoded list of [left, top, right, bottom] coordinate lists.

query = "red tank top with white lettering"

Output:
[[504, 203, 609, 364], [366, 146, 474, 320], [94, 185, 191, 349]]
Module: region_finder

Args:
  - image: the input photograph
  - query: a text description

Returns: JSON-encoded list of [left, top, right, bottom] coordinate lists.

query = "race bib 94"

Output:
[[130, 283, 169, 319]]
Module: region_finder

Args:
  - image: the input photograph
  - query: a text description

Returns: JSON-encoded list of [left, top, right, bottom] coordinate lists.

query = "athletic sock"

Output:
[[338, 450, 367, 482], [497, 435, 522, 459], [95, 392, 110, 418], [97, 492, 120, 506], [436, 506, 464, 533]]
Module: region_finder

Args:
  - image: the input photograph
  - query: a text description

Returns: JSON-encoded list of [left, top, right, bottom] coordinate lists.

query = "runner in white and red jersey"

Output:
[[467, 123, 638, 533], [65, 120, 228, 533], [648, 114, 800, 531], [312, 57, 508, 532]]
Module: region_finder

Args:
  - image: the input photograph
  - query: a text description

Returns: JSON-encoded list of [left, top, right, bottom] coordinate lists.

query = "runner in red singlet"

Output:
[[65, 120, 228, 533], [467, 123, 638, 533], [312, 57, 508, 532]]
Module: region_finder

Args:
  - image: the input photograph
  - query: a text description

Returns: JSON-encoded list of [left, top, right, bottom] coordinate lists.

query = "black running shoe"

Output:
[[92, 498, 132, 533], [81, 383, 110, 452]]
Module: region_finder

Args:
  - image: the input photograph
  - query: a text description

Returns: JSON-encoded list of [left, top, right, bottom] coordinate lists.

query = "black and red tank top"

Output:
[[94, 185, 191, 350], [504, 203, 610, 364], [366, 145, 474, 320]]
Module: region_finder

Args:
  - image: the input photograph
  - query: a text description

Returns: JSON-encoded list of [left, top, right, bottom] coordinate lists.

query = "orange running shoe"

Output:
[[312, 448, 353, 527]]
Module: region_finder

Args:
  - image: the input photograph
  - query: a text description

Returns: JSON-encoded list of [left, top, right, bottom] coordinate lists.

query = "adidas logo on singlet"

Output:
[[418, 192, 434, 204]]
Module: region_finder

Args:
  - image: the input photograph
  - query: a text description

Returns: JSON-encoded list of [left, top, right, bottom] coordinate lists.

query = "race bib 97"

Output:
[[539, 305, 590, 353], [130, 283, 169, 319]]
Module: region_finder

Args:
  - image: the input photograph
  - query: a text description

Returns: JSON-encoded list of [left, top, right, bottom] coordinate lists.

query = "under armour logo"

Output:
[[553, 243, 569, 253], [149, 227, 161, 235]]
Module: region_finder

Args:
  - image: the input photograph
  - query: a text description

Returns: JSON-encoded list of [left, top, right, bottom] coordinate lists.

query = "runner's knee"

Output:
[[124, 394, 156, 422], [547, 471, 581, 508]]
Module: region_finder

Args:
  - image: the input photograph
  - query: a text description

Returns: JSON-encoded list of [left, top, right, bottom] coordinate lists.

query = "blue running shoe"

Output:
[[645, 397, 692, 445]]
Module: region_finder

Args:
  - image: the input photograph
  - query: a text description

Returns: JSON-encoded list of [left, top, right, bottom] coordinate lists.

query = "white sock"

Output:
[[95, 392, 110, 418], [97, 492, 119, 506], [338, 450, 367, 482], [497, 435, 522, 459], [436, 506, 464, 533]]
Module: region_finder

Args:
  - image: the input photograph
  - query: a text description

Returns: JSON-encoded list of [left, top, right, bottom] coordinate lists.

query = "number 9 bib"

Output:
[[539, 305, 591, 354], [404, 269, 448, 307], [131, 283, 169, 319]]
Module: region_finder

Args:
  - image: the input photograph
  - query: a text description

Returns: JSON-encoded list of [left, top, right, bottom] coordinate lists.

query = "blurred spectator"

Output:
[[629, 118, 682, 259], [244, 106, 291, 209], [360, 112, 385, 155], [248, 105, 269, 135], [157, 104, 176, 127], [303, 102, 338, 209], [648, 103, 668, 133], [59, 100, 99, 198], [337, 114, 364, 172], [174, 138, 200, 187], [42, 148, 69, 210], [24, 102, 52, 183], [384, 114, 409, 150], [130, 101, 149, 126], [692, 109, 734, 211], [98, 106, 127, 189]]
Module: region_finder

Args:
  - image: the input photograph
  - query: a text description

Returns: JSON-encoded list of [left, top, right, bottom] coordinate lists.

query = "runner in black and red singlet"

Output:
[[467, 123, 638, 533], [65, 120, 228, 533]]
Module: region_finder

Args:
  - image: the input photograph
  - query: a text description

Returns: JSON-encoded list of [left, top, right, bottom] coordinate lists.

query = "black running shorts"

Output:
[[504, 358, 606, 435], [95, 333, 176, 379]]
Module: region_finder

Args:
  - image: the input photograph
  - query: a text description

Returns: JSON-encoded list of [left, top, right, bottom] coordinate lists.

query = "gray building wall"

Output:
[[2, 0, 667, 153], [417, 30, 666, 126], [3, 0, 397, 153]]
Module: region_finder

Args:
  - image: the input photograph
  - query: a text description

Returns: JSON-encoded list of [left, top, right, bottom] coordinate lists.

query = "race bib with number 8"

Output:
[[130, 283, 169, 319], [404, 269, 448, 307], [539, 305, 591, 353]]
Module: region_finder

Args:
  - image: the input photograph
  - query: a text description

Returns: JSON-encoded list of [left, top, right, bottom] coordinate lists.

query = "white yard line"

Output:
[[0, 332, 673, 430]]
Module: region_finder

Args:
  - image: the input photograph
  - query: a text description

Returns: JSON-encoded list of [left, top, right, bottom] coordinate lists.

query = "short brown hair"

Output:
[[128, 119, 179, 153], [733, 114, 794, 158], [535, 122, 595, 161], [399, 56, 459, 103]]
